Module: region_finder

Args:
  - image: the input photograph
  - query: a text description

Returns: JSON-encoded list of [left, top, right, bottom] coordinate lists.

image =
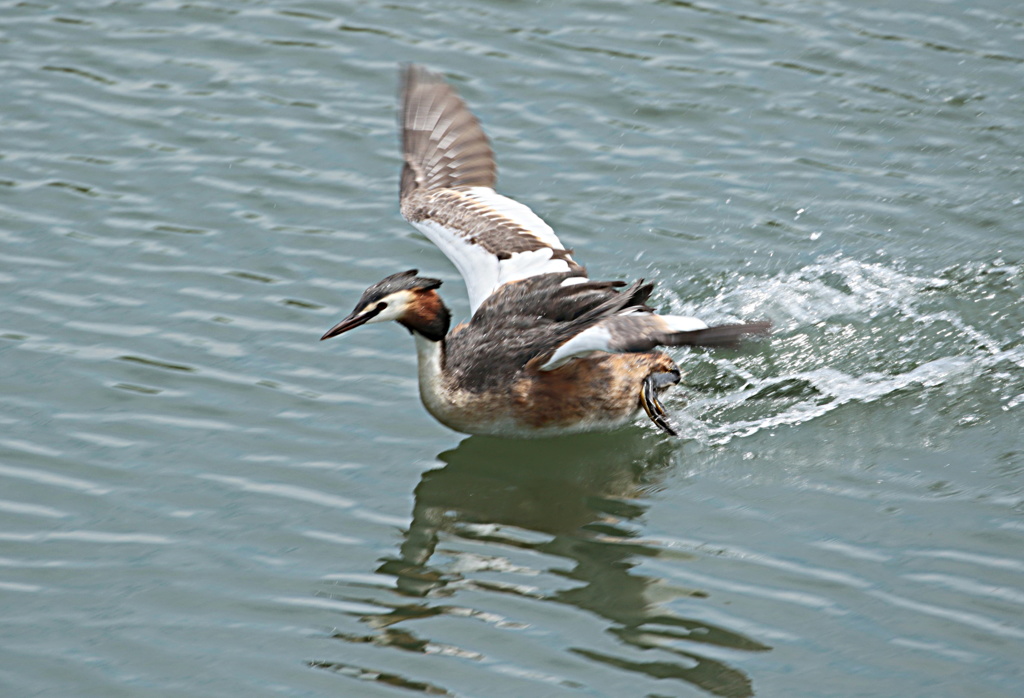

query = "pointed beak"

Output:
[[320, 305, 383, 341], [320, 314, 367, 340]]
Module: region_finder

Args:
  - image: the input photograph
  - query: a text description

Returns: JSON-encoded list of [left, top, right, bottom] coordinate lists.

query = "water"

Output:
[[1, 0, 1022, 696]]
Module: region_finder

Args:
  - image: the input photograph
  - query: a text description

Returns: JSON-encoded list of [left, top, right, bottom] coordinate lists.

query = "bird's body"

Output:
[[321, 66, 769, 437], [411, 273, 681, 436]]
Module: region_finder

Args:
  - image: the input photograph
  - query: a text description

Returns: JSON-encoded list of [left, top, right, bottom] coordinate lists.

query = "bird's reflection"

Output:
[[381, 431, 673, 594], [328, 431, 768, 697]]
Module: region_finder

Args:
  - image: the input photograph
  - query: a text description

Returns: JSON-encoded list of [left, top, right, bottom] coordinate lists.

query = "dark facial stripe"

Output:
[[320, 303, 385, 341]]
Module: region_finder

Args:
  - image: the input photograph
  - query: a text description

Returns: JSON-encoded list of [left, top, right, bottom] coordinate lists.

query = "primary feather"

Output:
[[399, 65, 585, 314]]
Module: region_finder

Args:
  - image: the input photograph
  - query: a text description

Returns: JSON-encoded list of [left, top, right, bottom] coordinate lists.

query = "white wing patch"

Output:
[[410, 187, 586, 314], [539, 313, 711, 371], [662, 315, 708, 332], [497, 247, 571, 286], [411, 219, 498, 313], [411, 219, 575, 314], [462, 187, 564, 249], [540, 325, 614, 370]]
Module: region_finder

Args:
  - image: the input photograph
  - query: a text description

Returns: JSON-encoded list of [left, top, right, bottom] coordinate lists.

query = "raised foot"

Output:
[[640, 371, 680, 436]]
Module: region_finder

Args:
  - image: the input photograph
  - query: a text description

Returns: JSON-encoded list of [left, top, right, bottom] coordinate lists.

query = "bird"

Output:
[[321, 65, 769, 437]]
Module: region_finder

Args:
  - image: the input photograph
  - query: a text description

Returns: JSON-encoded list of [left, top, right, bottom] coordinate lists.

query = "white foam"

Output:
[[664, 254, 1022, 445]]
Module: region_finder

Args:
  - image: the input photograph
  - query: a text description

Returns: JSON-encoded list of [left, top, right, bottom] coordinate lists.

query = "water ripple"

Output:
[[2, 0, 1022, 696], [0, 463, 110, 496], [201, 474, 356, 510]]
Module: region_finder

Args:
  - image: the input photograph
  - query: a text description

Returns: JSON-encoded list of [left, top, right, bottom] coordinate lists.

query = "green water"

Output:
[[1, 1, 1022, 696]]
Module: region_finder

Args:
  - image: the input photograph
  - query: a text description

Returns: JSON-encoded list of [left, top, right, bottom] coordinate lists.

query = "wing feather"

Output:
[[399, 65, 584, 313], [400, 65, 495, 195], [539, 315, 771, 370]]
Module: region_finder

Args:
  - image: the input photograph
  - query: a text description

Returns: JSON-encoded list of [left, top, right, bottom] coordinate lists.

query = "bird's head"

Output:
[[320, 269, 449, 342]]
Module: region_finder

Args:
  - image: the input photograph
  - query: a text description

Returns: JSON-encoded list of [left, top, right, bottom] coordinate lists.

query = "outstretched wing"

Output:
[[399, 64, 585, 314]]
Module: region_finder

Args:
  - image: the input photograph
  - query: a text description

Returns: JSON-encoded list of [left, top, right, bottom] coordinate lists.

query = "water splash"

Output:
[[670, 254, 1023, 444]]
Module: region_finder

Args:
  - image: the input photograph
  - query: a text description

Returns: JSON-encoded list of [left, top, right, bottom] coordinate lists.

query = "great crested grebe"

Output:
[[321, 65, 769, 437]]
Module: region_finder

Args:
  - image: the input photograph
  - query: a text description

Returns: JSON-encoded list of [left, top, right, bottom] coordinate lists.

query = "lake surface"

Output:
[[1, 0, 1022, 696]]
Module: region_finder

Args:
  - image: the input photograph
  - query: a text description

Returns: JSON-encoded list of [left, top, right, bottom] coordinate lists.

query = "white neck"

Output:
[[413, 332, 447, 420]]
